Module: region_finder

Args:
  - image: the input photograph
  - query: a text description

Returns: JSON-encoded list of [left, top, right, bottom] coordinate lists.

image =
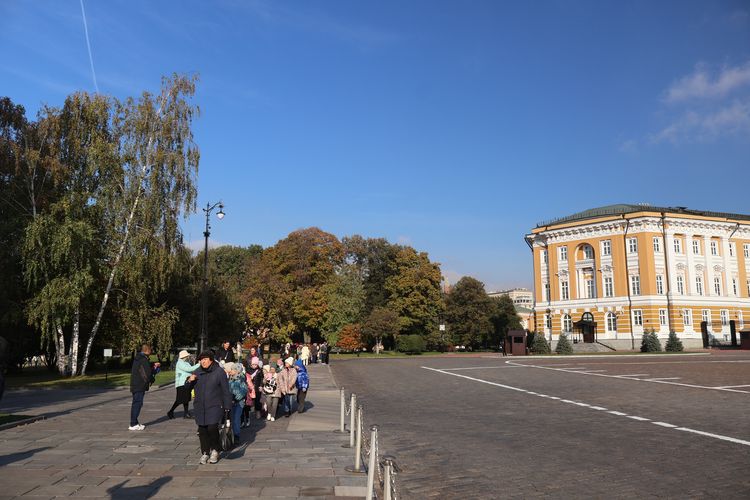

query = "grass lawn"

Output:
[[6, 368, 174, 389], [0, 413, 36, 425]]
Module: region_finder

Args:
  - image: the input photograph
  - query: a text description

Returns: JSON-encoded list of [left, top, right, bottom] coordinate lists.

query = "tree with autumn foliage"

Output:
[[336, 323, 364, 352]]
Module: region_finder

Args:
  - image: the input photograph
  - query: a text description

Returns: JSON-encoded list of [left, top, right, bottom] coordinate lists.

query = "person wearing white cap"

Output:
[[278, 357, 298, 417], [167, 350, 199, 419]]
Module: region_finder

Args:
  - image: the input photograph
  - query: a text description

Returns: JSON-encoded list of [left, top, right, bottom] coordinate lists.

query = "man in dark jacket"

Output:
[[187, 351, 232, 464], [129, 344, 160, 431], [216, 341, 235, 363]]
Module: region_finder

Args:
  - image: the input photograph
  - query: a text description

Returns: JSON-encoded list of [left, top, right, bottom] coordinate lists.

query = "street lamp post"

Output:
[[199, 201, 225, 354]]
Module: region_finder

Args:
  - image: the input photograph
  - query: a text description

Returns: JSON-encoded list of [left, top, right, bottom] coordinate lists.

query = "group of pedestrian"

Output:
[[129, 340, 313, 465], [281, 341, 329, 365]]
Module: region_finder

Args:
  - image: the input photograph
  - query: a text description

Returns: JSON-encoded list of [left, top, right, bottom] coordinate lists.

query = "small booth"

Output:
[[740, 330, 750, 350], [504, 330, 527, 356]]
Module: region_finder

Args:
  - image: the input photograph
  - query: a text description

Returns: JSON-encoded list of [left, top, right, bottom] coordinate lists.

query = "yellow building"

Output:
[[525, 204, 750, 350]]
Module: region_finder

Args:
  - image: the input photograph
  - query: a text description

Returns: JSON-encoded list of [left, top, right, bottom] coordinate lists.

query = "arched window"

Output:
[[562, 314, 572, 332], [606, 312, 617, 332], [583, 245, 594, 260]]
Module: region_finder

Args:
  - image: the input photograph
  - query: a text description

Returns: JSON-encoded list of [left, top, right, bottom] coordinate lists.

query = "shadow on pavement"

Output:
[[107, 476, 172, 499], [0, 446, 51, 466]]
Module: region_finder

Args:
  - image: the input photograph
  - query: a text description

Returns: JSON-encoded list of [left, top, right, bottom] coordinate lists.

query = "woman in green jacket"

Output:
[[167, 350, 199, 419]]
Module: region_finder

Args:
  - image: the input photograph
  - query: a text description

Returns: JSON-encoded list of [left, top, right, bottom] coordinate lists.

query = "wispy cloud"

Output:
[[664, 62, 750, 103], [650, 100, 750, 144], [236, 0, 401, 50], [642, 60, 750, 145], [186, 239, 229, 253]]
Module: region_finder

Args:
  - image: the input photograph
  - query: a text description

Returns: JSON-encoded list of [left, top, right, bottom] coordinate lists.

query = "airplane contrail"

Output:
[[79, 0, 99, 93]]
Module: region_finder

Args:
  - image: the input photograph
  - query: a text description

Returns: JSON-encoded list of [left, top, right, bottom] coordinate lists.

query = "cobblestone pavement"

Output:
[[330, 351, 750, 499], [0, 364, 366, 499]]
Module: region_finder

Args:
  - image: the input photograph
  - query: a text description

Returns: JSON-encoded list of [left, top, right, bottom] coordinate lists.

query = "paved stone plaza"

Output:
[[0, 364, 367, 499], [331, 351, 750, 499]]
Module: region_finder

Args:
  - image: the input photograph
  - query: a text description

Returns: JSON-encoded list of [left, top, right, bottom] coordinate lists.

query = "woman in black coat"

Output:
[[187, 351, 232, 465]]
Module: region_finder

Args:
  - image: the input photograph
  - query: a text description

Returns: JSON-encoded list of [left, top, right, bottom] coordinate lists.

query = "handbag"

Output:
[[219, 420, 233, 451]]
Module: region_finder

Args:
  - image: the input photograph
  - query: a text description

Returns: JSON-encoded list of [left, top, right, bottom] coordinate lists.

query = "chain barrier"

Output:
[[341, 391, 401, 500]]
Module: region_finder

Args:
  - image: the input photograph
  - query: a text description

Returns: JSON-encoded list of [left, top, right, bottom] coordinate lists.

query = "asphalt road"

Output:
[[330, 352, 750, 499]]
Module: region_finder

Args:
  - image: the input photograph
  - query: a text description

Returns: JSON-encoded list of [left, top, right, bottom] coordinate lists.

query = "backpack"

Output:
[[296, 369, 309, 391], [262, 376, 277, 395]]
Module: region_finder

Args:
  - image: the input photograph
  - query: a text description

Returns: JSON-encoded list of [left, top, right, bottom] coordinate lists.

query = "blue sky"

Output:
[[2, 0, 749, 291]]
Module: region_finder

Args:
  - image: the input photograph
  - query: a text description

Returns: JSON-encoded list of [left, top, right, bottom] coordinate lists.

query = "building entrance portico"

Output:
[[574, 312, 597, 343]]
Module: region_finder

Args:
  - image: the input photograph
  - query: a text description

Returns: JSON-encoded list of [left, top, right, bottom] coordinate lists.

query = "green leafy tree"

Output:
[[321, 264, 365, 346], [489, 295, 522, 346], [343, 235, 401, 313], [361, 306, 400, 353], [444, 277, 494, 349], [555, 333, 573, 354], [396, 334, 425, 354], [385, 247, 443, 338], [665, 331, 684, 352]]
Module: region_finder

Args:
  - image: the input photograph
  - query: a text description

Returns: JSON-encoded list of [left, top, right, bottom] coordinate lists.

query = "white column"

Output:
[[721, 236, 732, 296]]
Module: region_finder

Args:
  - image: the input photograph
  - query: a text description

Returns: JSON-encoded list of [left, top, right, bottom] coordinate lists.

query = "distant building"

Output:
[[525, 204, 750, 349], [488, 288, 534, 329], [488, 288, 534, 308]]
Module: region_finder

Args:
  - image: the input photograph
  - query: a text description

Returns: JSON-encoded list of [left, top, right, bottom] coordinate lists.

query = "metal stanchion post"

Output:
[[339, 387, 346, 433], [383, 455, 394, 500], [345, 405, 365, 473], [365, 425, 379, 500], [348, 394, 357, 448]]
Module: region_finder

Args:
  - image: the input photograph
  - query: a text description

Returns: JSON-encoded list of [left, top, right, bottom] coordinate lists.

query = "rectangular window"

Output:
[[602, 240, 611, 256], [561, 281, 569, 300], [677, 276, 685, 295], [659, 309, 667, 326], [604, 277, 613, 298], [656, 275, 664, 295], [714, 276, 722, 295], [747, 279, 750, 296], [720, 310, 729, 326], [586, 279, 596, 299], [545, 314, 552, 329], [544, 283, 550, 302], [559, 246, 567, 262], [695, 276, 704, 296], [702, 309, 710, 325], [711, 240, 719, 256], [683, 309, 692, 326], [744, 244, 750, 258], [653, 237, 661, 253], [733, 278, 738, 296], [628, 237, 638, 254], [674, 238, 682, 254], [729, 242, 736, 257], [630, 275, 641, 296], [633, 310, 643, 326], [692, 239, 700, 255]]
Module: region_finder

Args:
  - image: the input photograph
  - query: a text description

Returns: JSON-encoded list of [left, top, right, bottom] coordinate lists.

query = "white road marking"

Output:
[[590, 406, 608, 411], [421, 366, 750, 448], [508, 361, 750, 394], [645, 377, 681, 381], [712, 384, 750, 389], [442, 366, 524, 371]]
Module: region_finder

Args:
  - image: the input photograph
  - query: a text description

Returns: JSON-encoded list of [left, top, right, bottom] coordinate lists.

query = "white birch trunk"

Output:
[[56, 323, 66, 376], [70, 307, 80, 376]]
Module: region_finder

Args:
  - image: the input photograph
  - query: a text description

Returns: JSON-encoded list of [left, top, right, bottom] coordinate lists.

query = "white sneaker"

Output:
[[128, 424, 145, 431], [266, 414, 271, 421], [209, 450, 219, 464], [199, 454, 209, 465], [270, 417, 275, 422]]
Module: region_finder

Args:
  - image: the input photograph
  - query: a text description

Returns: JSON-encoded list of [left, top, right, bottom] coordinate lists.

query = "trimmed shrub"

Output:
[[531, 333, 551, 354], [555, 333, 573, 355], [665, 331, 684, 352], [396, 334, 425, 354], [640, 329, 662, 352]]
